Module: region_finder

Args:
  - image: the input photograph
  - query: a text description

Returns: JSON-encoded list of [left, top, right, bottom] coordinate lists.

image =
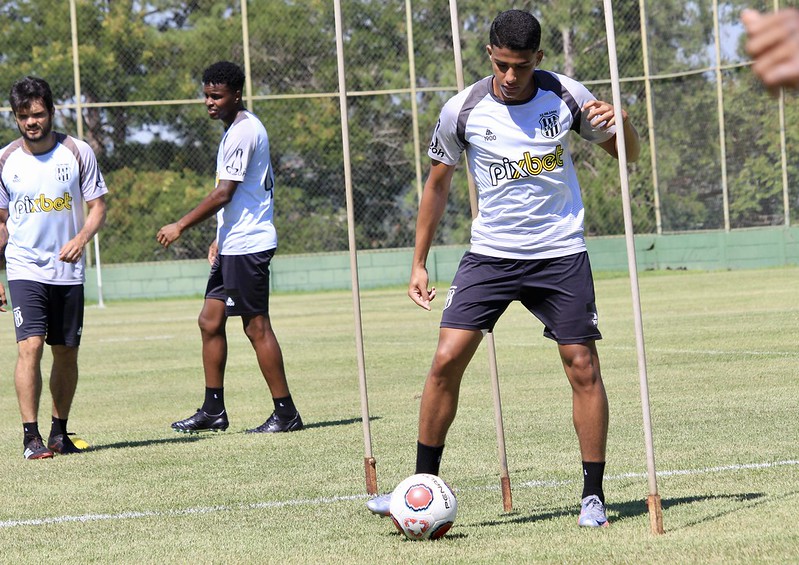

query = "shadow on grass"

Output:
[[87, 435, 204, 451], [85, 417, 382, 450], [476, 492, 767, 528], [613, 493, 769, 530], [302, 416, 381, 430], [380, 530, 469, 541]]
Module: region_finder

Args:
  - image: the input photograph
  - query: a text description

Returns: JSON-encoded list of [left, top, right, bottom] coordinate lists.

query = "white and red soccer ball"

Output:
[[389, 473, 457, 540]]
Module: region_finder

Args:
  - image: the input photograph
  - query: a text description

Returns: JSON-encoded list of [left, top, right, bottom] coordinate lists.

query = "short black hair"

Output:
[[202, 61, 245, 92], [489, 10, 541, 52], [9, 76, 55, 114]]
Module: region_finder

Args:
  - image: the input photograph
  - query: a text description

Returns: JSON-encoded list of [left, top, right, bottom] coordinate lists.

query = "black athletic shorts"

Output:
[[205, 248, 276, 317], [440, 251, 602, 344], [7, 280, 85, 346]]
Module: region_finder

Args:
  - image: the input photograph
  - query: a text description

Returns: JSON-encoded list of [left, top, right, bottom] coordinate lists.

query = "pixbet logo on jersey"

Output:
[[13, 191, 73, 217], [428, 119, 445, 158], [488, 144, 564, 186]]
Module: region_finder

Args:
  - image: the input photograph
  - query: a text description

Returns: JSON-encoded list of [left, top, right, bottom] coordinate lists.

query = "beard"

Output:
[[18, 117, 53, 144]]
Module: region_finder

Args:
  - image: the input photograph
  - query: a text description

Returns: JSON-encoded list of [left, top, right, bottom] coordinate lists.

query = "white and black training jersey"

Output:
[[0, 133, 108, 284], [215, 110, 277, 255], [428, 70, 615, 260]]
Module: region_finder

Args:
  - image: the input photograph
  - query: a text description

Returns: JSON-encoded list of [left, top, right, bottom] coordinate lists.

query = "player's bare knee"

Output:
[[430, 350, 468, 382], [51, 345, 79, 363], [198, 315, 224, 337], [567, 368, 602, 393], [563, 354, 601, 391], [17, 337, 45, 360], [243, 316, 275, 344]]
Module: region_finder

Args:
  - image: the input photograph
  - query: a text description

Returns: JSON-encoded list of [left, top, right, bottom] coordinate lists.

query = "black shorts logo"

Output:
[[586, 302, 598, 327], [443, 286, 457, 310]]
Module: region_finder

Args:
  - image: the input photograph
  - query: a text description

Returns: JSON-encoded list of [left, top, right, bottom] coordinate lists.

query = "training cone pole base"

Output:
[[364, 457, 378, 495], [647, 494, 665, 534], [500, 475, 513, 512]]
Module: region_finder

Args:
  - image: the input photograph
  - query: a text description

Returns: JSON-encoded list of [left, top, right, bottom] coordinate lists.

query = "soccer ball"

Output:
[[389, 473, 457, 540]]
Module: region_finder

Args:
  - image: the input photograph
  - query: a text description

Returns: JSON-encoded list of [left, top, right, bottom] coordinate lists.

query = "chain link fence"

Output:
[[0, 0, 796, 265]]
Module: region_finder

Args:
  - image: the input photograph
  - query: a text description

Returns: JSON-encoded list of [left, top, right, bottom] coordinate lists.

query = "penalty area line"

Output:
[[1, 460, 797, 529]]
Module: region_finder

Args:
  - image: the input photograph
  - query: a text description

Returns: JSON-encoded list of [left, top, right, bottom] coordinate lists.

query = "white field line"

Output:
[[0, 495, 364, 529], [1, 460, 796, 529], [514, 459, 799, 489], [600, 345, 799, 358], [486, 342, 798, 358], [97, 335, 175, 343]]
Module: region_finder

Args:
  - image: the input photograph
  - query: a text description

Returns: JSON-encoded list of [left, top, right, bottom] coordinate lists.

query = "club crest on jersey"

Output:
[[55, 163, 71, 183], [404, 483, 434, 512], [539, 111, 561, 139]]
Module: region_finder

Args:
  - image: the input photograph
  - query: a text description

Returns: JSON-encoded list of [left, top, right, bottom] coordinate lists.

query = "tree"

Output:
[[1, 0, 789, 265]]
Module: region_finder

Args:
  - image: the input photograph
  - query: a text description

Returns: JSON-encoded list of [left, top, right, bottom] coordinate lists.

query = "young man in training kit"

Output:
[[157, 61, 302, 434], [366, 10, 640, 526], [0, 76, 108, 459]]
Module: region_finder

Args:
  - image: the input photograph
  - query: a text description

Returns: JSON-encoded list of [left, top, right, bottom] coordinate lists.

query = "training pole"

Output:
[[333, 0, 377, 495], [602, 0, 664, 534], [70, 0, 104, 308], [449, 0, 512, 512]]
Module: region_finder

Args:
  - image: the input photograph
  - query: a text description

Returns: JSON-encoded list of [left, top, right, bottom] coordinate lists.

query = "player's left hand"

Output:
[[207, 240, 219, 265], [156, 223, 182, 248], [409, 265, 437, 311], [583, 100, 627, 131], [59, 237, 86, 263]]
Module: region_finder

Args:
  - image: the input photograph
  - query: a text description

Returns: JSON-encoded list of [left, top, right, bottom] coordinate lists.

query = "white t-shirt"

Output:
[[428, 70, 615, 260], [215, 110, 277, 255], [0, 133, 108, 284]]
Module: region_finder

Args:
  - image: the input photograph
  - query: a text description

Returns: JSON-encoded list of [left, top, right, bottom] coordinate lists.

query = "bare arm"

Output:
[[156, 180, 238, 248], [408, 160, 457, 310], [583, 100, 641, 162], [0, 209, 6, 312], [59, 194, 107, 263], [0, 208, 7, 254]]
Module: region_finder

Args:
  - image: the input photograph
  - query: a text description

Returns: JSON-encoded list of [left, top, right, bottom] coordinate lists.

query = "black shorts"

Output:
[[7, 280, 85, 346], [440, 251, 602, 344], [205, 249, 275, 317]]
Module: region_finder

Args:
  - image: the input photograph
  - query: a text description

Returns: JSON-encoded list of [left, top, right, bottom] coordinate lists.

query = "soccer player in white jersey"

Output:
[[367, 10, 640, 527], [0, 76, 108, 459], [157, 61, 302, 435]]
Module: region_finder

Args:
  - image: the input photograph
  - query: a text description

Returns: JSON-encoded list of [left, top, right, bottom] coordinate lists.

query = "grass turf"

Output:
[[0, 267, 797, 563]]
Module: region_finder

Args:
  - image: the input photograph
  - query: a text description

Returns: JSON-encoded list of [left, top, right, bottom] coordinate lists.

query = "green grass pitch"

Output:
[[0, 267, 797, 563]]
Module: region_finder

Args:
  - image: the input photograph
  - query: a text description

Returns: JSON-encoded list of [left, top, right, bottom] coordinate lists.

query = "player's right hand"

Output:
[[409, 266, 436, 310], [156, 223, 182, 248], [0, 282, 7, 312]]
